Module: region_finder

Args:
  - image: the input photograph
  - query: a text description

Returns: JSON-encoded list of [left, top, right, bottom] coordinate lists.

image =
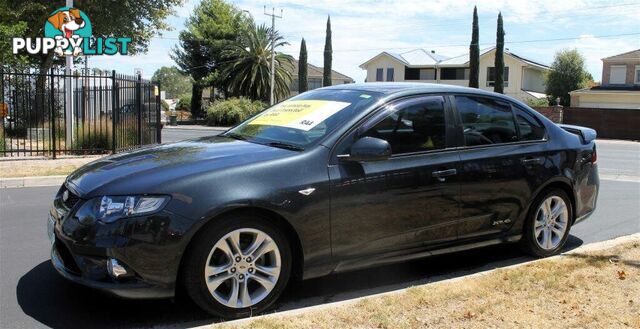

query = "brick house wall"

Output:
[[602, 62, 640, 85]]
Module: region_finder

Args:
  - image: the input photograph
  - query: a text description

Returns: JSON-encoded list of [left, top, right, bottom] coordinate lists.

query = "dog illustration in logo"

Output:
[[47, 8, 85, 56]]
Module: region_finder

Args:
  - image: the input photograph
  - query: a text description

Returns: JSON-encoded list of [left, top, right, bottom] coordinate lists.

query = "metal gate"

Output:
[[0, 68, 161, 157]]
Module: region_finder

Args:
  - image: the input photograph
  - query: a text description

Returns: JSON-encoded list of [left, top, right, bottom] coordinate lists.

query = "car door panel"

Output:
[[452, 96, 551, 239], [329, 95, 461, 260]]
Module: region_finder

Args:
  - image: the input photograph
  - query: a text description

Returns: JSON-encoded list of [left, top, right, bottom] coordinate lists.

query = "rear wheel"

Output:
[[183, 214, 291, 319], [521, 188, 573, 257]]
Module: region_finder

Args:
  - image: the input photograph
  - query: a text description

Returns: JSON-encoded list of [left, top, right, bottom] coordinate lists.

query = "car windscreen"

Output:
[[222, 89, 383, 150]]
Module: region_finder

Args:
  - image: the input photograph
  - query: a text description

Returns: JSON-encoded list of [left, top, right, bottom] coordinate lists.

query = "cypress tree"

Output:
[[494, 12, 505, 94], [323, 16, 332, 87], [298, 38, 308, 93], [469, 6, 480, 88]]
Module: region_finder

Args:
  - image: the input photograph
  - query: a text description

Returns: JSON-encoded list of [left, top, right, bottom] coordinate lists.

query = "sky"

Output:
[[90, 0, 640, 82]]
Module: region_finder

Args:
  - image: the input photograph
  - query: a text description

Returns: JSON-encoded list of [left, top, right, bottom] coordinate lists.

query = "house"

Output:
[[359, 47, 550, 102], [287, 59, 354, 97], [570, 49, 640, 109]]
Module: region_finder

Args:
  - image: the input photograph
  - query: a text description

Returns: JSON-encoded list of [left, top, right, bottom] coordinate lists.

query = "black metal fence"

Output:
[[0, 68, 161, 157]]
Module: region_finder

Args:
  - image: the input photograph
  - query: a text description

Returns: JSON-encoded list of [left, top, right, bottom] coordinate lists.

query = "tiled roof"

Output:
[[289, 59, 354, 82], [361, 47, 549, 69]]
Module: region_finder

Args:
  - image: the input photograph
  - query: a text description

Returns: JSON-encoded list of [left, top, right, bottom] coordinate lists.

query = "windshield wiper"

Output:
[[264, 141, 304, 151]]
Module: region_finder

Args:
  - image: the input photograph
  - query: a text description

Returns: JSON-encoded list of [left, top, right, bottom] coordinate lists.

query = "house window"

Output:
[[609, 65, 627, 84], [386, 68, 395, 81], [634, 65, 640, 84], [376, 68, 383, 82], [486, 67, 509, 87], [405, 68, 436, 80], [441, 68, 469, 80], [308, 78, 322, 90]]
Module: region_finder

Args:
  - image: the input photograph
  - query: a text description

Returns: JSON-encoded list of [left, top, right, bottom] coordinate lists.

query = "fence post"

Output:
[[111, 70, 117, 154], [136, 74, 142, 146], [156, 82, 162, 144], [50, 68, 57, 159]]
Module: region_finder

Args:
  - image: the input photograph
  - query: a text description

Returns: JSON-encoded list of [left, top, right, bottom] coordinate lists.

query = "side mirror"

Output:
[[340, 137, 391, 162]]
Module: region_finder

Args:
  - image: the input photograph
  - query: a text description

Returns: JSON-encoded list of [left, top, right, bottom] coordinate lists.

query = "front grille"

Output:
[[61, 186, 80, 209]]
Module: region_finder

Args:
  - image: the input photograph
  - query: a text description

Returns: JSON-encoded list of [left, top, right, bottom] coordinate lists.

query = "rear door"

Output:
[[328, 95, 461, 260], [452, 95, 548, 239]]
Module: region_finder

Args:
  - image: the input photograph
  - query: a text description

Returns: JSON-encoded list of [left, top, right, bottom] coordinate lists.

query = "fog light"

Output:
[[107, 259, 128, 279]]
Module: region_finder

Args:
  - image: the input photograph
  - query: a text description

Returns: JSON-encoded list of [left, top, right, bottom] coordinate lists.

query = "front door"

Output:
[[329, 95, 461, 262]]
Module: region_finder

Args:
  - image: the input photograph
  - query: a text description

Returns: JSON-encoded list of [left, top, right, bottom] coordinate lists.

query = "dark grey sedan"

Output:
[[48, 83, 599, 318]]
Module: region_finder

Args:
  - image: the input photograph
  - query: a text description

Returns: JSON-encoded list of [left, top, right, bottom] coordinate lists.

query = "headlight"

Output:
[[75, 195, 170, 224]]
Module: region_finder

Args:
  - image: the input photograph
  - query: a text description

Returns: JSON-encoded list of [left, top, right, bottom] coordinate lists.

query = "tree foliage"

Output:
[[219, 24, 293, 103], [1, 0, 183, 72], [468, 6, 479, 88], [323, 16, 332, 87], [494, 12, 505, 94], [298, 38, 308, 93], [545, 49, 589, 106], [170, 0, 249, 117], [151, 66, 192, 99]]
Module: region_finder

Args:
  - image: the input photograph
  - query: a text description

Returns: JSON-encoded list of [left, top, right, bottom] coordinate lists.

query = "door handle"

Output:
[[432, 169, 457, 182], [521, 157, 543, 165]]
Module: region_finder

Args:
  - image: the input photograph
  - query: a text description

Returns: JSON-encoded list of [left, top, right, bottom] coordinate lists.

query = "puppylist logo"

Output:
[[12, 7, 131, 57]]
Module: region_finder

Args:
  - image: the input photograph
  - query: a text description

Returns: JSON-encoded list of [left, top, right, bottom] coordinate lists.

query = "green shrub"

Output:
[[70, 121, 113, 153], [206, 98, 266, 126], [176, 94, 191, 112], [161, 100, 170, 111], [526, 97, 550, 107]]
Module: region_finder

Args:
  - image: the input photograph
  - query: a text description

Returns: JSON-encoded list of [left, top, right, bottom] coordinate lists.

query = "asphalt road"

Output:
[[161, 127, 225, 144], [0, 140, 638, 328]]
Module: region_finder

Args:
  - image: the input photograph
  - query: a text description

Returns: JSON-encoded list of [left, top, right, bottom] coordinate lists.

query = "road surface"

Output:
[[0, 140, 638, 328]]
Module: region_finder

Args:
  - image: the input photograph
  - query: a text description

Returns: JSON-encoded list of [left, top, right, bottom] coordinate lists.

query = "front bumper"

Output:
[[48, 193, 194, 299], [50, 241, 174, 299]]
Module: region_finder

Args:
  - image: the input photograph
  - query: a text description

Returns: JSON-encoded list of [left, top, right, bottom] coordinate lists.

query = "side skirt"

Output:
[[331, 234, 522, 275]]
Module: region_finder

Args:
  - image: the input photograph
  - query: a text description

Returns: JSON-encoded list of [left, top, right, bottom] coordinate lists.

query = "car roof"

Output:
[[319, 82, 516, 101]]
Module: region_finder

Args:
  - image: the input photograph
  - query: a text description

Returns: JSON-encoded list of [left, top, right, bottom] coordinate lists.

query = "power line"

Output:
[[298, 32, 640, 53], [154, 2, 640, 40]]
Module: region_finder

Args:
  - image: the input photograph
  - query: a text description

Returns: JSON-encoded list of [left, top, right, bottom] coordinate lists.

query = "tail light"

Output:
[[591, 147, 597, 164]]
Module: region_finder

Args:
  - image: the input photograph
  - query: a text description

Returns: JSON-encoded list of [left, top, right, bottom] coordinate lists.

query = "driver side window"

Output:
[[362, 96, 447, 155]]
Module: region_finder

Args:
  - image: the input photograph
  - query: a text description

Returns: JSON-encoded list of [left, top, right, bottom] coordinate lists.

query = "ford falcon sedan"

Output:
[[48, 83, 599, 318]]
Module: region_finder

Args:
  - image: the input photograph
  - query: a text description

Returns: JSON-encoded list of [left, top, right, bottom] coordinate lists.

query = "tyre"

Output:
[[521, 188, 573, 257], [183, 214, 292, 319]]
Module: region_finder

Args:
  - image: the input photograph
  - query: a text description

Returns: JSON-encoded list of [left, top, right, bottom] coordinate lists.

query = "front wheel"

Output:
[[521, 188, 573, 257], [183, 215, 291, 319]]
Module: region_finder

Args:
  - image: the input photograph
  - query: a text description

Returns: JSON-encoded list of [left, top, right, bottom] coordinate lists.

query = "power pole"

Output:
[[65, 0, 75, 148], [264, 6, 282, 105]]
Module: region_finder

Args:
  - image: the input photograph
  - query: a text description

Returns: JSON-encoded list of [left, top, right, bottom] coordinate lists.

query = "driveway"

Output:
[[0, 140, 638, 328]]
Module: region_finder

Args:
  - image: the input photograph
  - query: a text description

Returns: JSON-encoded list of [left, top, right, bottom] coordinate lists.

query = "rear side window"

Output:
[[362, 96, 447, 154], [455, 96, 517, 146], [514, 107, 546, 141]]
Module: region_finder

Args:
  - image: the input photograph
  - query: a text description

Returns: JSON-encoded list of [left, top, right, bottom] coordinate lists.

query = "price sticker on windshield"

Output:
[[248, 100, 350, 131]]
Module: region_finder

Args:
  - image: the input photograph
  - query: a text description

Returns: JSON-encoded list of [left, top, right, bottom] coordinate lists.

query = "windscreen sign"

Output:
[[248, 100, 351, 131], [12, 7, 131, 57]]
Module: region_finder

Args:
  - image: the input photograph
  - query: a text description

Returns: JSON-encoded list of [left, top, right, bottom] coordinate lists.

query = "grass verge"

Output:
[[221, 238, 640, 329], [0, 156, 103, 178]]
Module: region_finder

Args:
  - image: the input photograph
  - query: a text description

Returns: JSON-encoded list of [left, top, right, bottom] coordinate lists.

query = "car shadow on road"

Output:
[[17, 236, 583, 328]]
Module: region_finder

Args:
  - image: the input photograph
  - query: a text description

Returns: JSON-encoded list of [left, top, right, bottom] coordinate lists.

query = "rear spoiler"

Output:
[[557, 124, 597, 144]]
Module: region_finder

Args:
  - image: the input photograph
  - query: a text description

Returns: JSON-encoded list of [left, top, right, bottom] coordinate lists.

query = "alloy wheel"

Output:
[[534, 196, 569, 250], [204, 228, 281, 308]]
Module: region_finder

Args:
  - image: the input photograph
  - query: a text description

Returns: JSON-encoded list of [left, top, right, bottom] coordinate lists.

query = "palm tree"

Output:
[[220, 24, 294, 102]]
